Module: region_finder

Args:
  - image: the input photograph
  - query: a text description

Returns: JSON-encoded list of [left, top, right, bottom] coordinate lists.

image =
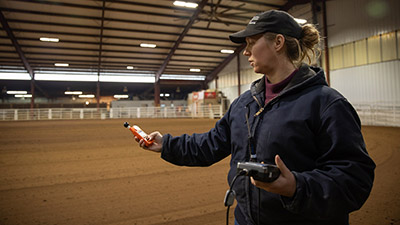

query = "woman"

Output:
[[136, 10, 375, 225]]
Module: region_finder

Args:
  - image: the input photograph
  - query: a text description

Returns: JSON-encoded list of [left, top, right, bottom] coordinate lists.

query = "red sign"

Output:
[[192, 92, 199, 100], [204, 92, 216, 99]]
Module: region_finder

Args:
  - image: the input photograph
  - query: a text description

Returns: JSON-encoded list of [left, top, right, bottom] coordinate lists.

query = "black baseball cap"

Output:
[[229, 10, 302, 43]]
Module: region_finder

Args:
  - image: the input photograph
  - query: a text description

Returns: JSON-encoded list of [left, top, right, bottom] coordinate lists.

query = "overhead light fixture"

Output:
[[7, 90, 27, 95], [79, 94, 95, 98], [160, 74, 205, 81], [40, 37, 59, 42], [100, 75, 155, 83], [37, 73, 97, 82], [140, 43, 156, 48], [65, 91, 83, 95], [15, 94, 32, 98], [173, 1, 198, 8], [127, 66, 135, 70], [114, 94, 129, 99], [190, 68, 201, 72], [55, 63, 69, 67], [0, 72, 155, 83], [0, 72, 31, 80], [160, 93, 170, 97], [294, 18, 307, 24], [221, 49, 234, 54]]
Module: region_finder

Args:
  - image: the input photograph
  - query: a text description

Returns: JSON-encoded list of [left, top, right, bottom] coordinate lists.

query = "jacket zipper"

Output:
[[252, 94, 280, 117]]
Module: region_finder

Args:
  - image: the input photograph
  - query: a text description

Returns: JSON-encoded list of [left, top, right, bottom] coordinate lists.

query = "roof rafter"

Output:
[[205, 44, 246, 84], [155, 0, 209, 83], [5, 18, 230, 41], [232, 0, 281, 8], [0, 7, 239, 33], [0, 10, 33, 78], [0, 29, 237, 48], [0, 10, 49, 99]]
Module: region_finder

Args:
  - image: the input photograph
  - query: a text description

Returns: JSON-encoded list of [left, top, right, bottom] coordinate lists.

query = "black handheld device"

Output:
[[237, 162, 280, 182]]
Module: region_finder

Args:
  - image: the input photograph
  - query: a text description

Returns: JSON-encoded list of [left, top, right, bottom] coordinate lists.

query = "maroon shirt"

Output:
[[264, 70, 298, 105]]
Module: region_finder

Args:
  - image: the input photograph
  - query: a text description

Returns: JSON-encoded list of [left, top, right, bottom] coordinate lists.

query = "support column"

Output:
[[154, 81, 160, 106], [322, 0, 330, 86], [96, 82, 100, 109], [97, 0, 106, 110], [237, 54, 241, 96], [30, 79, 35, 109], [311, 0, 321, 67]]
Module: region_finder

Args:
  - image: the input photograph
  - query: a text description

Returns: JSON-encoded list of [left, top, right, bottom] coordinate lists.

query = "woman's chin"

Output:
[[253, 67, 261, 74]]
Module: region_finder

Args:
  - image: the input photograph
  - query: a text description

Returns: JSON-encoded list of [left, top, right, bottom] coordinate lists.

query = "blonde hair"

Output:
[[263, 23, 320, 67]]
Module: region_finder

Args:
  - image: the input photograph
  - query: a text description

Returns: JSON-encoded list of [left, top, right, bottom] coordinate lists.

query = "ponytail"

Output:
[[298, 24, 321, 65]]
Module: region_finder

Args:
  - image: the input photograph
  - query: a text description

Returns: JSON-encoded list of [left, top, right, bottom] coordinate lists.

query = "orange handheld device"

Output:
[[124, 122, 154, 146]]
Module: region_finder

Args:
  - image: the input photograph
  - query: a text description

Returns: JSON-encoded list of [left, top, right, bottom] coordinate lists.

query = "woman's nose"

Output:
[[243, 48, 251, 56]]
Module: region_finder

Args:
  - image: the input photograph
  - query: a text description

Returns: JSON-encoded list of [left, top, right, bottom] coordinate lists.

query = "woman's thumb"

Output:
[[275, 155, 290, 176]]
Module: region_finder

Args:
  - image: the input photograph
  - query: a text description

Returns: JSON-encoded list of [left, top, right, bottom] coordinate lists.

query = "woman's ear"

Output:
[[275, 34, 285, 52]]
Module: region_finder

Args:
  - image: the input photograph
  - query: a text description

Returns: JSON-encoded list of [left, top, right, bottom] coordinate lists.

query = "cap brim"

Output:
[[229, 28, 265, 43]]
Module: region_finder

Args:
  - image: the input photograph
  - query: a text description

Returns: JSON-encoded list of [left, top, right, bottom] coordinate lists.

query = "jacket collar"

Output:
[[250, 63, 327, 99]]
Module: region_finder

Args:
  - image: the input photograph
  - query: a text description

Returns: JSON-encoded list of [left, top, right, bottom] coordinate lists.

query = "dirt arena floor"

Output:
[[0, 119, 399, 225]]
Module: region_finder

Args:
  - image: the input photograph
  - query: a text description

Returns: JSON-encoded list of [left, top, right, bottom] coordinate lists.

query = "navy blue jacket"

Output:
[[161, 64, 375, 225]]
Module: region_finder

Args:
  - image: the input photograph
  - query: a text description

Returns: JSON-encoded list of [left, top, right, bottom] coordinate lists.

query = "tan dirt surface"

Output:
[[0, 119, 398, 225]]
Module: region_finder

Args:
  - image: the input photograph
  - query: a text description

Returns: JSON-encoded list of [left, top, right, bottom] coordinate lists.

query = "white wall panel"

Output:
[[331, 61, 400, 104], [219, 86, 240, 103], [327, 0, 400, 47]]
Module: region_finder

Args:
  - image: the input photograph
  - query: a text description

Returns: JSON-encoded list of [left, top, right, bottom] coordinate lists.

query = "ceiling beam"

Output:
[[231, 0, 281, 8], [0, 51, 220, 64], [5, 51, 224, 61], [100, 0, 262, 15], [4, 23, 239, 44], [0, 11, 34, 79], [280, 0, 315, 11], [1, 28, 237, 48], [155, 0, 208, 83], [0, 37, 230, 55], [0, 7, 239, 33], [0, 10, 49, 99], [13, 0, 192, 20], [0, 56, 217, 67], [12, 0, 256, 25], [204, 44, 246, 84], [4, 18, 230, 41]]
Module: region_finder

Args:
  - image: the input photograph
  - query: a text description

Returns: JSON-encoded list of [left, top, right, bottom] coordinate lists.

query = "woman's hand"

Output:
[[135, 131, 163, 153], [251, 155, 297, 197]]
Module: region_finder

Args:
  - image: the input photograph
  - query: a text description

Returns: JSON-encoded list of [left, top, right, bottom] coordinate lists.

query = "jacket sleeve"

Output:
[[160, 104, 233, 167], [281, 98, 376, 219]]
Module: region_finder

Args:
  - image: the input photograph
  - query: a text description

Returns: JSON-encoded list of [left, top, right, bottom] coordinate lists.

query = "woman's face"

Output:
[[243, 34, 277, 75]]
